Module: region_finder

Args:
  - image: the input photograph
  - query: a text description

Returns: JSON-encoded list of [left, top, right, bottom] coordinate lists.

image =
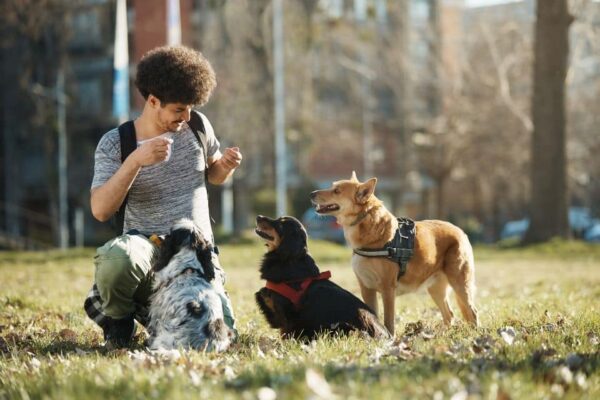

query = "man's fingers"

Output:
[[153, 142, 170, 150], [222, 155, 241, 169], [224, 148, 242, 162]]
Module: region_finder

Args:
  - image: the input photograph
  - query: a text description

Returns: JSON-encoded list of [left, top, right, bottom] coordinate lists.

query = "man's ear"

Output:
[[350, 171, 359, 182], [148, 94, 161, 109], [356, 178, 377, 204]]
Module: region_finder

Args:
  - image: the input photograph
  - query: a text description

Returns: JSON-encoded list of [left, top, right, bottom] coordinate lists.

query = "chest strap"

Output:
[[353, 217, 415, 280], [265, 271, 332, 309]]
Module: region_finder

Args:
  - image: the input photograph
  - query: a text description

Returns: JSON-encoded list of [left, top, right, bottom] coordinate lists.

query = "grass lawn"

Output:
[[0, 239, 598, 399]]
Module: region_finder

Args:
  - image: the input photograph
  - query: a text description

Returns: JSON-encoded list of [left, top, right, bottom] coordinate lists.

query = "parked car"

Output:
[[301, 208, 346, 244], [584, 221, 600, 242], [500, 219, 530, 241], [500, 207, 598, 242]]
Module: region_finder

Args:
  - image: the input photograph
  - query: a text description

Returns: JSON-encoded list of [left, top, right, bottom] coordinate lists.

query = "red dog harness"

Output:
[[265, 271, 332, 308]]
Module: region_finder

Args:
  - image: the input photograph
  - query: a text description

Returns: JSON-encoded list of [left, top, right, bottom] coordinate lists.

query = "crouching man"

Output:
[[84, 46, 241, 348]]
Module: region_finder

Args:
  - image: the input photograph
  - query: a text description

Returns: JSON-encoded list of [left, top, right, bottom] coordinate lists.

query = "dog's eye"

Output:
[[186, 301, 205, 318], [334, 188, 340, 194]]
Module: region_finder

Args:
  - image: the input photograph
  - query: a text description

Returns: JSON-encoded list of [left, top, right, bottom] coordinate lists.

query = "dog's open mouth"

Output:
[[255, 228, 274, 241], [315, 203, 340, 214]]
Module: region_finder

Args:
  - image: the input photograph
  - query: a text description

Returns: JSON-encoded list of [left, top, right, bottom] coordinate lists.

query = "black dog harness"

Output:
[[353, 217, 416, 280]]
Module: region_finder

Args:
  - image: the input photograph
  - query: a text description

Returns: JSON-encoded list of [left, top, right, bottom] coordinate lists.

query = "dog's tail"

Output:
[[445, 230, 479, 327], [457, 231, 476, 294], [358, 309, 392, 339]]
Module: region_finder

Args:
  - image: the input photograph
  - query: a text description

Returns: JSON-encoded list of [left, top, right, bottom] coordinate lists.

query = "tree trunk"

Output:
[[523, 0, 572, 244], [435, 175, 447, 220]]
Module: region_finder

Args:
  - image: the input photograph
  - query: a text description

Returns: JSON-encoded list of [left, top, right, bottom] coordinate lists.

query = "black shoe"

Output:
[[102, 316, 137, 349]]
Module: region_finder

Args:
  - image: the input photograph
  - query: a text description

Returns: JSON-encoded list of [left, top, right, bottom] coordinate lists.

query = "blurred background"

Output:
[[0, 0, 599, 249]]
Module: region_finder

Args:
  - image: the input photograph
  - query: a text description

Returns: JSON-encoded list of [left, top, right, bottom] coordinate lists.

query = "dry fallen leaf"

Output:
[[496, 387, 512, 400], [255, 347, 266, 359], [554, 366, 573, 385], [403, 321, 424, 337], [223, 366, 236, 380], [472, 335, 495, 354], [189, 370, 202, 387], [497, 327, 516, 345], [58, 328, 78, 342], [75, 347, 88, 356], [574, 372, 587, 389], [450, 389, 468, 400], [257, 387, 277, 400], [420, 329, 436, 340], [305, 368, 333, 399], [29, 357, 41, 370], [151, 348, 181, 362]]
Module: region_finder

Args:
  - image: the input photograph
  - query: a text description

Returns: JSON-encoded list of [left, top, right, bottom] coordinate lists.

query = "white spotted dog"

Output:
[[148, 219, 233, 352]]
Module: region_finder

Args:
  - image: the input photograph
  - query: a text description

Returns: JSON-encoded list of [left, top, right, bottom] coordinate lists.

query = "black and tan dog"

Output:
[[254, 215, 389, 340]]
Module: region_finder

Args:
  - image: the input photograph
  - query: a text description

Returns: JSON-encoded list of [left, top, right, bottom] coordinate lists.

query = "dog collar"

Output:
[[353, 217, 415, 280], [265, 271, 332, 308]]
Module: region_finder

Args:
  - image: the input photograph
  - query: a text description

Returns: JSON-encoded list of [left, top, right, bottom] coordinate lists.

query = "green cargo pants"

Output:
[[93, 233, 236, 331]]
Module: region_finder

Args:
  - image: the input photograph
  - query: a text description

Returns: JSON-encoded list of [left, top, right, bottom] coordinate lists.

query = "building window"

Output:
[[70, 9, 102, 47], [75, 78, 103, 115]]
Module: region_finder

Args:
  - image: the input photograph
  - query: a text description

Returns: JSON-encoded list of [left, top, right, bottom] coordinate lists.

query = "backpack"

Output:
[[112, 110, 208, 235]]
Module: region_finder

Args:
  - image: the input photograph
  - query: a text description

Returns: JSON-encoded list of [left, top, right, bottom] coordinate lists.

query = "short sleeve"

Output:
[[91, 129, 121, 190], [199, 113, 220, 158]]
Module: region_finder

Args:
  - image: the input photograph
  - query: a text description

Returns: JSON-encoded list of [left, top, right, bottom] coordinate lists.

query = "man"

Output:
[[84, 45, 241, 348]]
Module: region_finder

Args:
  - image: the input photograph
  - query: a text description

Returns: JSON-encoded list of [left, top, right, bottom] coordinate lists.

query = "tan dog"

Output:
[[310, 172, 478, 335]]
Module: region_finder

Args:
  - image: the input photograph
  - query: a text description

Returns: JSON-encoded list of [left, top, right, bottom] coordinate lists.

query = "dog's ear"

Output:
[[350, 171, 359, 182], [153, 234, 177, 272], [356, 177, 377, 204], [276, 219, 308, 259], [195, 247, 216, 282], [191, 229, 216, 282], [153, 227, 193, 272]]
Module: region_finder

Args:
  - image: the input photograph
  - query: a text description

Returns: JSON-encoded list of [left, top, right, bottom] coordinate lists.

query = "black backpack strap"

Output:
[[113, 120, 137, 235], [188, 110, 217, 242], [188, 110, 208, 173]]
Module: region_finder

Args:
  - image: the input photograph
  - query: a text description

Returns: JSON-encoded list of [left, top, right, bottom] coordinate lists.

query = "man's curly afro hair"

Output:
[[135, 45, 216, 106]]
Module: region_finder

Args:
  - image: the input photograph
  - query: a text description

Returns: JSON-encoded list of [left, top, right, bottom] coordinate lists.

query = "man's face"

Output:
[[158, 102, 193, 132], [148, 95, 193, 132]]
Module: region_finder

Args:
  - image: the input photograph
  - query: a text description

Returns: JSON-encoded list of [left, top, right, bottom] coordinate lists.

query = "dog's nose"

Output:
[[309, 191, 317, 200]]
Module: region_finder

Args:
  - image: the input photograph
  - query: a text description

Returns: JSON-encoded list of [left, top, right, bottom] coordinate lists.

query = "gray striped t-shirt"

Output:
[[91, 113, 220, 240]]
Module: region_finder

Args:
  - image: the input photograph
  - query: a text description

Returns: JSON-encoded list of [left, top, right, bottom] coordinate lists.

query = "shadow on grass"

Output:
[[225, 349, 599, 391], [2, 331, 151, 357]]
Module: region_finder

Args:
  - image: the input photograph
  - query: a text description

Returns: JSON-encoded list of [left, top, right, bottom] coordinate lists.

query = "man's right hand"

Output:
[[132, 137, 172, 167]]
